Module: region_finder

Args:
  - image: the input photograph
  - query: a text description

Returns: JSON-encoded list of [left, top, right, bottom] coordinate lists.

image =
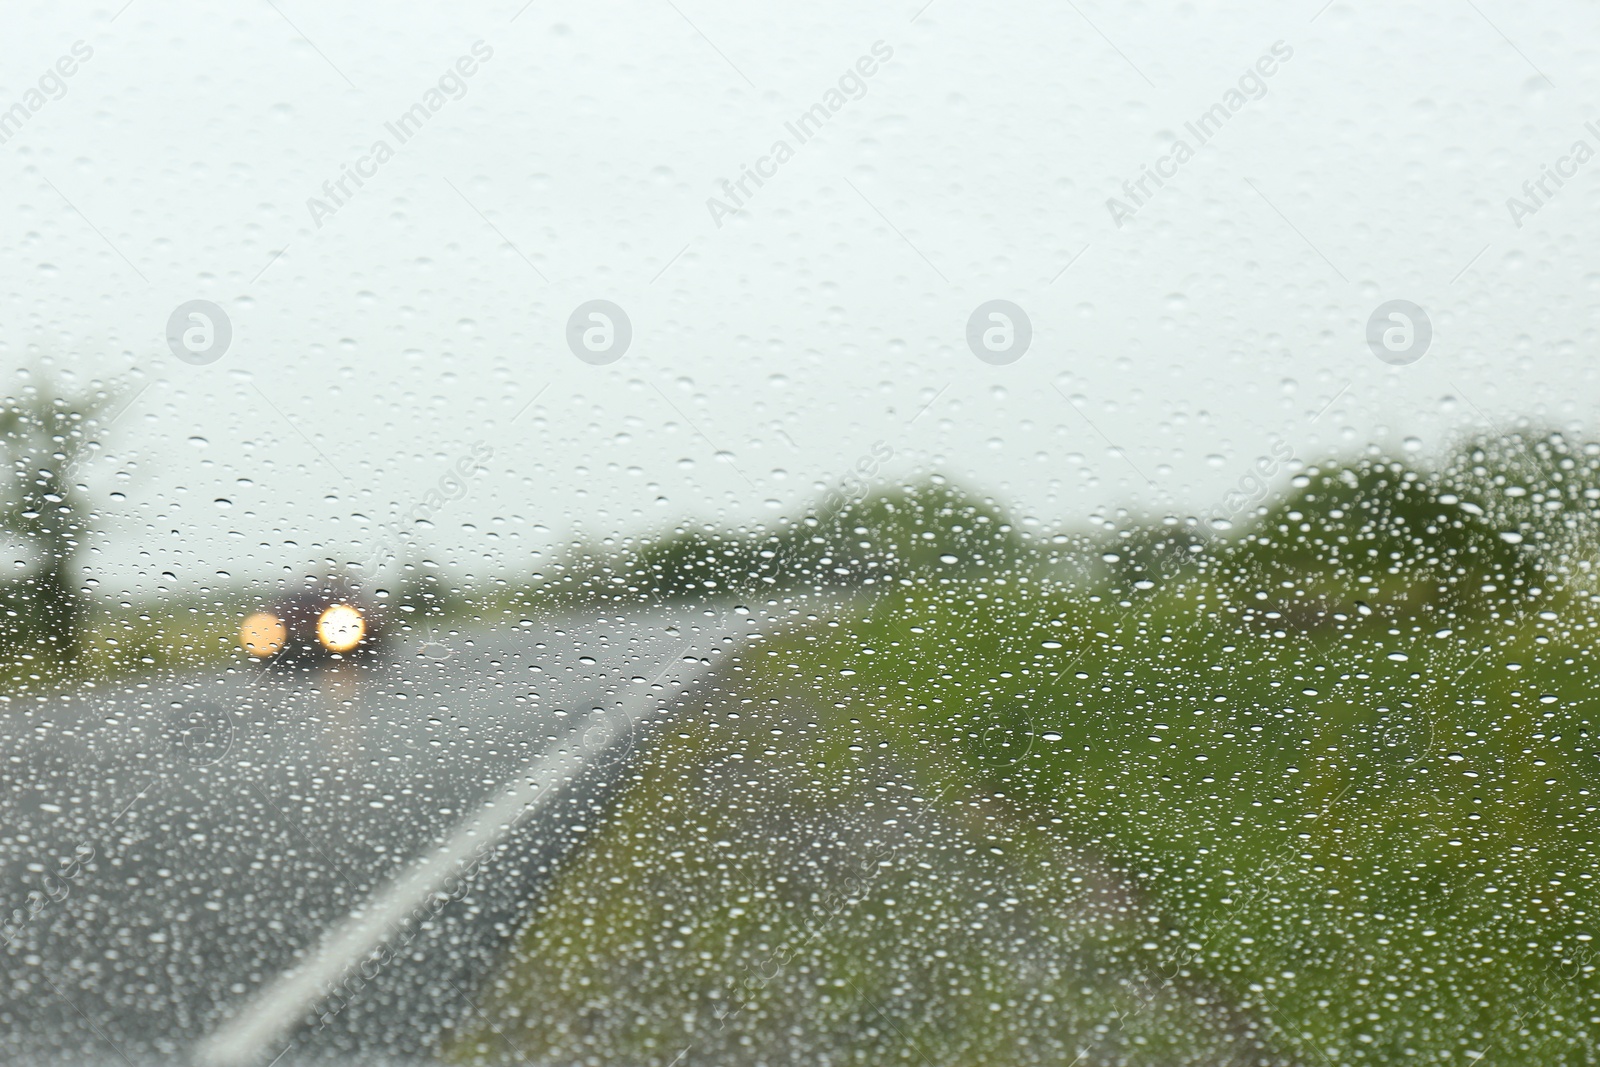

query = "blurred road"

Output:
[[0, 604, 766, 1066]]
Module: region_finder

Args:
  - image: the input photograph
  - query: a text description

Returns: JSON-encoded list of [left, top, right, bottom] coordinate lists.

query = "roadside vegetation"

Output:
[[455, 429, 1600, 1066]]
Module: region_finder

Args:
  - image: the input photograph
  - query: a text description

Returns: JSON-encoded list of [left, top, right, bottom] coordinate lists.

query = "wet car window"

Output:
[[5, 2, 1599, 1064]]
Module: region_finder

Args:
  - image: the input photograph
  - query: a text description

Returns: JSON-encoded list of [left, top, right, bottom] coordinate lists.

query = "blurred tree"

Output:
[[537, 475, 1032, 608], [1104, 429, 1597, 627], [0, 383, 107, 664]]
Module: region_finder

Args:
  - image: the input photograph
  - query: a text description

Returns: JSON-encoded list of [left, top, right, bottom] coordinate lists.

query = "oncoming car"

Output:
[[238, 583, 383, 662]]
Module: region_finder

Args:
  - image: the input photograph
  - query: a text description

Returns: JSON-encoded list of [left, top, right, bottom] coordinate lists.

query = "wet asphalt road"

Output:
[[0, 606, 763, 1065]]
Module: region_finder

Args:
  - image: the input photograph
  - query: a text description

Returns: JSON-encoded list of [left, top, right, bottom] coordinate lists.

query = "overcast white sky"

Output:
[[3, 0, 1598, 597]]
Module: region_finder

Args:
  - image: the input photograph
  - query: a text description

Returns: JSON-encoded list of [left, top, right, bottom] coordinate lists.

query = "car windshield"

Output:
[[4, 2, 1597, 1065]]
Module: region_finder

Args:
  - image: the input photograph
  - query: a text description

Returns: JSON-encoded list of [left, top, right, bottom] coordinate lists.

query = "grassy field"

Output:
[[453, 433, 1600, 1065]]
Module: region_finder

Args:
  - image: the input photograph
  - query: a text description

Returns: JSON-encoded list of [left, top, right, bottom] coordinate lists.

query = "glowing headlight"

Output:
[[239, 612, 287, 658], [316, 603, 367, 653]]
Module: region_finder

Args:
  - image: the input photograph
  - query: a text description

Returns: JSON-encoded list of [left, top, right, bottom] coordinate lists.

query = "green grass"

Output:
[[455, 435, 1600, 1065], [747, 574, 1600, 1063], [1, 596, 251, 699]]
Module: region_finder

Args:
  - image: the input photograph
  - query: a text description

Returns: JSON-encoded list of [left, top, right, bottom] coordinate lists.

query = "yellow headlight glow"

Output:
[[239, 612, 287, 658], [316, 603, 367, 653]]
